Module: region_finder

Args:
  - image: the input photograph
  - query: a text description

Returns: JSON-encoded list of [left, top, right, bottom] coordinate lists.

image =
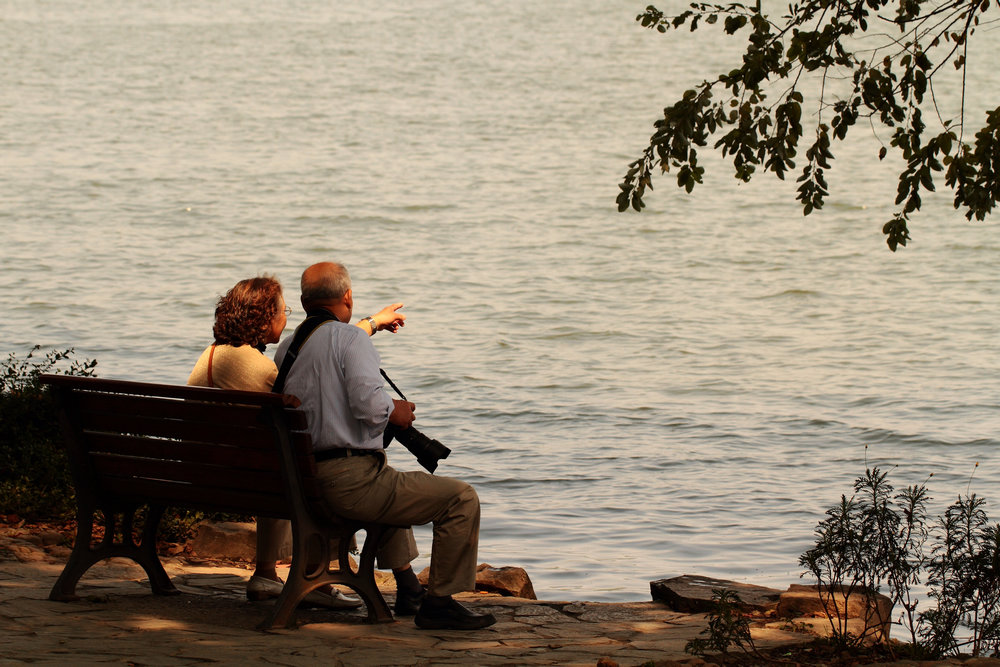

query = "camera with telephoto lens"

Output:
[[383, 424, 451, 473]]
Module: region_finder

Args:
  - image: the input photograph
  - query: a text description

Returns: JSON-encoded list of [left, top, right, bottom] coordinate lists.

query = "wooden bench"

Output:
[[40, 374, 395, 630]]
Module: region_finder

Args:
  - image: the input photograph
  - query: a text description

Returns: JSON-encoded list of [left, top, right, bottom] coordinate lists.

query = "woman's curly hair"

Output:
[[212, 276, 283, 348]]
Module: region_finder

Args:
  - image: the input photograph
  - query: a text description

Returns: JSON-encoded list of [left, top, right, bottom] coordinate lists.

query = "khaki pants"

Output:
[[315, 451, 480, 597]]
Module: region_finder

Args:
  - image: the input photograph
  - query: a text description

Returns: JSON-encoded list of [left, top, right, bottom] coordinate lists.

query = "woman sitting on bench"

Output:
[[186, 275, 362, 609]]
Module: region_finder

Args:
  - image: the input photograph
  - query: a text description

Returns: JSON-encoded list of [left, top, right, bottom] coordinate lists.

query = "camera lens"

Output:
[[385, 425, 451, 473]]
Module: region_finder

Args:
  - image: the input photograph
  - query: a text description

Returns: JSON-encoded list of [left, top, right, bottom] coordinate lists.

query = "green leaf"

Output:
[[616, 192, 629, 212], [723, 15, 746, 34], [920, 168, 935, 191]]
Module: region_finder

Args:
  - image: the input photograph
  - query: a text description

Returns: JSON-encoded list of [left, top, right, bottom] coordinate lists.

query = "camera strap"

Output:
[[379, 369, 407, 400], [271, 308, 339, 395]]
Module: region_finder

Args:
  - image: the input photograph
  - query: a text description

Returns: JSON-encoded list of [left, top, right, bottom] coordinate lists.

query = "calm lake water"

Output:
[[2, 0, 998, 602]]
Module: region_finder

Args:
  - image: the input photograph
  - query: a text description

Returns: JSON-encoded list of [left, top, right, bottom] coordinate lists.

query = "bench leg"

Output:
[[130, 505, 177, 596], [258, 522, 394, 630], [49, 504, 177, 602], [345, 524, 394, 624]]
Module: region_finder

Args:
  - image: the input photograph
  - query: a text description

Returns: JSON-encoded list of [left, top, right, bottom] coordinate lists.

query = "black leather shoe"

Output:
[[394, 587, 426, 616], [414, 596, 497, 630]]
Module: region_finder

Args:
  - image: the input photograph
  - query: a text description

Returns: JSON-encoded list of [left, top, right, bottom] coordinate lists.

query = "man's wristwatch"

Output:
[[365, 316, 378, 336]]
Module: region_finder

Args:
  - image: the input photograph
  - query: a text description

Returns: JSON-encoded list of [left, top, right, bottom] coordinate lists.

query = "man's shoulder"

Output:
[[311, 319, 364, 342], [287, 319, 368, 355]]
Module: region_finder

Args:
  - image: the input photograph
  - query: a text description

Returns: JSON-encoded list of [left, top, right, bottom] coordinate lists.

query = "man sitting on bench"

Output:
[[273, 261, 496, 631]]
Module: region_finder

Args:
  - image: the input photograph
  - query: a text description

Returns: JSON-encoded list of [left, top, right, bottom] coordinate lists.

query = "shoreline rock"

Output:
[[650, 574, 783, 613], [651, 574, 896, 643]]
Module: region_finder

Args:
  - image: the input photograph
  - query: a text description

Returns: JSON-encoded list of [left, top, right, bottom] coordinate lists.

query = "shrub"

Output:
[[920, 489, 1000, 657], [685, 588, 759, 659], [0, 346, 97, 520], [801, 462, 1000, 659], [799, 467, 929, 648]]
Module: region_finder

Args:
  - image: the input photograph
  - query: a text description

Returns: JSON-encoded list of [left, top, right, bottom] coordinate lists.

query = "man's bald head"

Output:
[[300, 262, 352, 312]]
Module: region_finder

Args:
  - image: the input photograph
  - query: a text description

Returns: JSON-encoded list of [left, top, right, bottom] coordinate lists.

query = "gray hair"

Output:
[[300, 262, 351, 304]]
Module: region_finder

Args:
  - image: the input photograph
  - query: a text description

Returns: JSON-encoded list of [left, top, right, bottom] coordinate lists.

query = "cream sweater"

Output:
[[187, 344, 277, 392]]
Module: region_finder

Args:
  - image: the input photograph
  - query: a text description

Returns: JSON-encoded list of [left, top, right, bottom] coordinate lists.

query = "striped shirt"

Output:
[[273, 319, 393, 452]]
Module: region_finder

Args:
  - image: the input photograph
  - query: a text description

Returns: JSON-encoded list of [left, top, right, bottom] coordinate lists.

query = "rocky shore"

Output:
[[2, 520, 998, 666]]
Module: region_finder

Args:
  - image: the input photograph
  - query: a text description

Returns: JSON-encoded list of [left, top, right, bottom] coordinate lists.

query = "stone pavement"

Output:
[[0, 536, 813, 666]]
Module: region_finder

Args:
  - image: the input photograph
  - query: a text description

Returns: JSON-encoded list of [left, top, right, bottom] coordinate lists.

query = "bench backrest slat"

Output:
[[83, 433, 296, 472], [105, 476, 291, 516], [41, 374, 295, 406], [91, 453, 286, 496], [77, 410, 280, 450], [69, 390, 307, 430]]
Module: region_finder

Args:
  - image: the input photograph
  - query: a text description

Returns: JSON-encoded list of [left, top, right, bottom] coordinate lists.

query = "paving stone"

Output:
[[532, 625, 608, 640], [629, 637, 698, 652], [435, 639, 505, 650], [513, 603, 564, 617], [539, 647, 633, 664]]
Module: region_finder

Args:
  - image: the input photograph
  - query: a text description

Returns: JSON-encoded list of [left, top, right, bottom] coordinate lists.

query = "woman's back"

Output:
[[187, 343, 276, 392]]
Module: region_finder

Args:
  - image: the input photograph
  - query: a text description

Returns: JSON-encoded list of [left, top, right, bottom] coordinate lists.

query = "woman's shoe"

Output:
[[246, 575, 363, 609], [246, 575, 283, 601], [302, 588, 363, 610]]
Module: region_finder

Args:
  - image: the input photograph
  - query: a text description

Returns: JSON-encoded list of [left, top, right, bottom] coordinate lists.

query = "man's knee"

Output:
[[423, 474, 479, 522], [449, 480, 480, 520]]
